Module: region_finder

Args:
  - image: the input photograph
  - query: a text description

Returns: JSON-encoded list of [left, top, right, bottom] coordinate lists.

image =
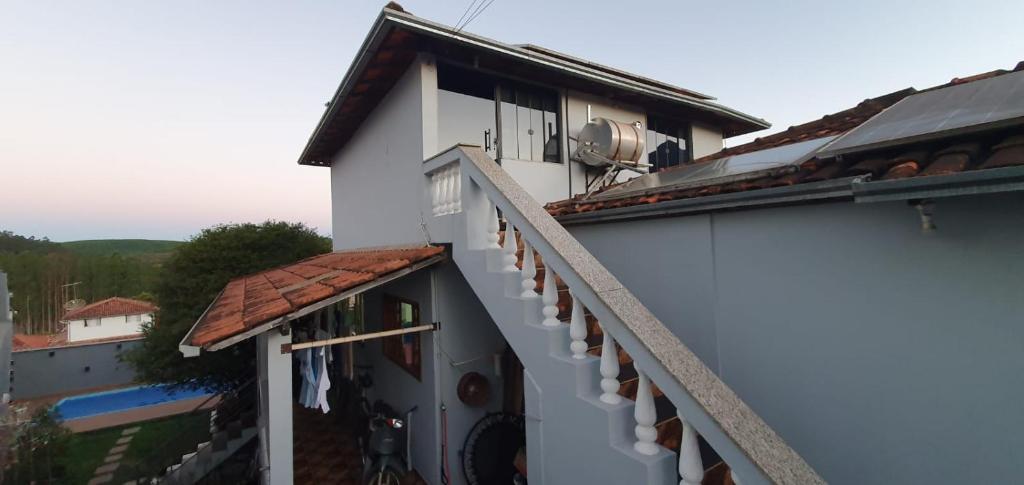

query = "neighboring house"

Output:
[[6, 296, 153, 400], [60, 296, 155, 343], [179, 4, 1024, 485]]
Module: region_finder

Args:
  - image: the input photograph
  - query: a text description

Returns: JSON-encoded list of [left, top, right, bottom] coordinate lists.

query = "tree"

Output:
[[122, 221, 331, 391]]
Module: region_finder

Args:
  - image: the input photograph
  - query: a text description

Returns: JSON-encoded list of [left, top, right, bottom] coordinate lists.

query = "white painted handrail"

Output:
[[423, 146, 824, 485]]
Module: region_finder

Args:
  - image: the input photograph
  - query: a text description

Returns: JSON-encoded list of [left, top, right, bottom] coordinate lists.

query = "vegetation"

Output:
[[61, 239, 181, 263], [1, 410, 212, 484], [0, 231, 173, 334], [1, 408, 73, 484], [123, 221, 330, 391]]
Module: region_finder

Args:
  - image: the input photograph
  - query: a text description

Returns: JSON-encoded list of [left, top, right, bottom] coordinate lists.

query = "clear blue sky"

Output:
[[1, 0, 1021, 242]]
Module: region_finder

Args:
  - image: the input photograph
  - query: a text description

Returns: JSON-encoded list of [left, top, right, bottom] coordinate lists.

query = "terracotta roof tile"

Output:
[[546, 62, 1024, 219], [980, 135, 1024, 169], [189, 245, 445, 348], [62, 297, 157, 321]]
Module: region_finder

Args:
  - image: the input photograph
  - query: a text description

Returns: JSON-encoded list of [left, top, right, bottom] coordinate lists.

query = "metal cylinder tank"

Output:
[[577, 117, 646, 165]]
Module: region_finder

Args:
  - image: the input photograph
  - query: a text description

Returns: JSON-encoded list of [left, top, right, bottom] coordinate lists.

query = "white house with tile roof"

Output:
[[176, 4, 1024, 485], [61, 296, 156, 343]]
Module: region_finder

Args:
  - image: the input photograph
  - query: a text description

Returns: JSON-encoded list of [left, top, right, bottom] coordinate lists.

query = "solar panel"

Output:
[[595, 135, 837, 199], [820, 70, 1024, 157]]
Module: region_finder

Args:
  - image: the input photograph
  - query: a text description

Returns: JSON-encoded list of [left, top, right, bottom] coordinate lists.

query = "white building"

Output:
[[176, 4, 1024, 485], [61, 296, 156, 343]]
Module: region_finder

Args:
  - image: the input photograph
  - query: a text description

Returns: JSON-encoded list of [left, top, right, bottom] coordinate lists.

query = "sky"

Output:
[[1, 0, 1021, 242]]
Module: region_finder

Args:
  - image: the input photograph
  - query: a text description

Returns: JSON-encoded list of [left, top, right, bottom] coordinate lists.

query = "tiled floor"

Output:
[[292, 406, 426, 485]]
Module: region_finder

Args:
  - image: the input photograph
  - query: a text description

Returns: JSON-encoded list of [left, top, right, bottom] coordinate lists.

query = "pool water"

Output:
[[54, 384, 214, 420]]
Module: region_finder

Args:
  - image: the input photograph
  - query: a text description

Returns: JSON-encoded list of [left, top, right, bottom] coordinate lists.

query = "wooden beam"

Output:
[[280, 323, 437, 354]]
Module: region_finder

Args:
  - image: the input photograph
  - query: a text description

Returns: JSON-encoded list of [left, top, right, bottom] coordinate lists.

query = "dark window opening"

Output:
[[646, 116, 690, 172], [381, 295, 421, 380], [499, 83, 561, 163], [437, 62, 561, 163]]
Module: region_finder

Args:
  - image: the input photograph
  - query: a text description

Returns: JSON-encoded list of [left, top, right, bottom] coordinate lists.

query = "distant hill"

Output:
[[60, 239, 183, 257]]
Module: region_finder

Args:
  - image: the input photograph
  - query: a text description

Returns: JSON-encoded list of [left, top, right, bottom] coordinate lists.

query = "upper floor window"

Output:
[[127, 314, 142, 324], [436, 62, 561, 163], [646, 115, 690, 172], [499, 83, 561, 163], [85, 318, 100, 327]]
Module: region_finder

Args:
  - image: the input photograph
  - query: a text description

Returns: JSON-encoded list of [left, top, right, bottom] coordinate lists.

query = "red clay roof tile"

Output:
[[62, 297, 157, 321], [189, 245, 445, 348]]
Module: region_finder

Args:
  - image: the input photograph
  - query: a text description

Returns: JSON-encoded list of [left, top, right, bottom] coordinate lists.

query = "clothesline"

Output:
[[280, 323, 438, 354]]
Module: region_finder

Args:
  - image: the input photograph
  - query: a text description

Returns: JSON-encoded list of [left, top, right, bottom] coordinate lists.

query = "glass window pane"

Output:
[[543, 109, 559, 162], [500, 100, 519, 159], [530, 105, 544, 161]]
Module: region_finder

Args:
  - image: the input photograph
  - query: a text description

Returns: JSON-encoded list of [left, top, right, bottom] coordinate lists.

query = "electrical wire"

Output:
[[453, 0, 480, 31], [456, 0, 496, 32]]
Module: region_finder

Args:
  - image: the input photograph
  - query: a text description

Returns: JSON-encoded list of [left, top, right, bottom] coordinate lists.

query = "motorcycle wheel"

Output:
[[365, 470, 402, 485]]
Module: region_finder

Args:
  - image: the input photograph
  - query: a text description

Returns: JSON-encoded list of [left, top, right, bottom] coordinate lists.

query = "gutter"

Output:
[[556, 176, 864, 225], [851, 165, 1024, 202], [555, 166, 1024, 226]]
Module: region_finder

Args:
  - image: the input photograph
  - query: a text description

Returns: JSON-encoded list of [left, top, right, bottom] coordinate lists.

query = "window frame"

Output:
[[645, 114, 693, 172], [381, 294, 422, 381]]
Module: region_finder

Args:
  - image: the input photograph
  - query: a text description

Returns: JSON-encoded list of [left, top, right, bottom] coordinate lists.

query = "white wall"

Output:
[[66, 313, 151, 342], [690, 122, 724, 159], [330, 58, 432, 250]]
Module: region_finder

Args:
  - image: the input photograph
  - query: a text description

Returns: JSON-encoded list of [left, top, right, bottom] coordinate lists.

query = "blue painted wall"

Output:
[[567, 192, 1024, 484]]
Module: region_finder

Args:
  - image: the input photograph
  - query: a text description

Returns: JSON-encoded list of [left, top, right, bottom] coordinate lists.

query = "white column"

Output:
[[569, 294, 587, 359], [486, 200, 500, 249], [598, 327, 621, 404], [520, 240, 537, 298], [731, 472, 743, 485], [503, 222, 519, 272], [678, 415, 704, 485], [541, 268, 560, 327], [258, 330, 293, 485], [633, 367, 659, 456]]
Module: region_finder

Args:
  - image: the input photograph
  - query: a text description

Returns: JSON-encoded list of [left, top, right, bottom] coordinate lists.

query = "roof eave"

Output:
[[297, 8, 769, 166]]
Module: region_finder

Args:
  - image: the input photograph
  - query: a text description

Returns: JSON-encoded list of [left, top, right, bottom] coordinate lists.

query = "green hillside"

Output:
[[61, 239, 183, 257]]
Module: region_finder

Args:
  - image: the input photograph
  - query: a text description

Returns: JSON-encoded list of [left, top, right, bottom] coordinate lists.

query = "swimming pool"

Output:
[[54, 384, 214, 420]]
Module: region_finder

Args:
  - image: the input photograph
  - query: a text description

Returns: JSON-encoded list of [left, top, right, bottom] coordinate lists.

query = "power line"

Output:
[[456, 0, 496, 32], [453, 0, 480, 31]]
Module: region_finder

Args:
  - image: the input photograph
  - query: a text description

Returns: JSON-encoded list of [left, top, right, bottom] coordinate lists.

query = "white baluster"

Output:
[[541, 267, 560, 327], [452, 166, 462, 213], [444, 167, 455, 214], [520, 240, 537, 298], [569, 294, 588, 359], [678, 415, 703, 485], [599, 327, 621, 404], [598, 327, 618, 403], [486, 201, 500, 248], [439, 169, 450, 215], [431, 172, 440, 216], [633, 367, 659, 456], [502, 222, 519, 272]]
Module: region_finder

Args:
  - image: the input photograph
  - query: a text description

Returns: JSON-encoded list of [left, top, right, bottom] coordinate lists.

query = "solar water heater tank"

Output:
[[577, 117, 646, 165]]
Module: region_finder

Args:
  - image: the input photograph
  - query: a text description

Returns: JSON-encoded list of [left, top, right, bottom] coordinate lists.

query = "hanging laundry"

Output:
[[314, 347, 332, 413], [301, 347, 317, 408]]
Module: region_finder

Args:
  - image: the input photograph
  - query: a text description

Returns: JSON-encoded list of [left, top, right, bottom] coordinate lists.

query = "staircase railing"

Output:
[[424, 145, 824, 485], [121, 378, 257, 483]]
